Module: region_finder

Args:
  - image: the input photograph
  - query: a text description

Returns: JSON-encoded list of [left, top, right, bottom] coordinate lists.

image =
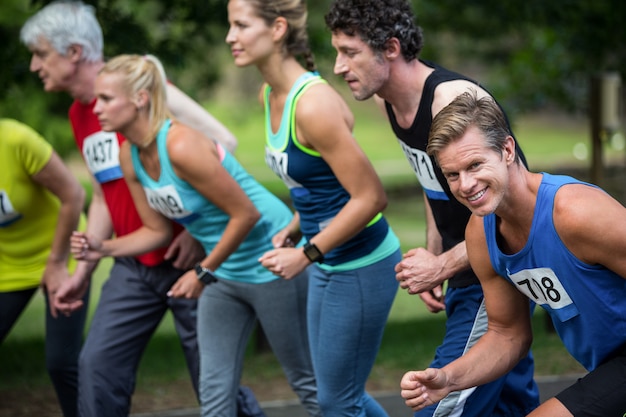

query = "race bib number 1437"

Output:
[[82, 131, 123, 183]]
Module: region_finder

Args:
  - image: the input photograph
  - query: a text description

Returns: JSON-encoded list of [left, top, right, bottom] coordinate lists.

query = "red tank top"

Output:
[[69, 99, 182, 266]]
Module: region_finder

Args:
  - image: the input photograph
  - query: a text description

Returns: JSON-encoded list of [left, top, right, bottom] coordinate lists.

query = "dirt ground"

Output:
[[0, 372, 401, 417], [0, 378, 280, 417]]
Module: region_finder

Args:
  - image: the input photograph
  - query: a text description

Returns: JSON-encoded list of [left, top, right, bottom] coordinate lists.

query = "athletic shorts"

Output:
[[555, 345, 626, 417]]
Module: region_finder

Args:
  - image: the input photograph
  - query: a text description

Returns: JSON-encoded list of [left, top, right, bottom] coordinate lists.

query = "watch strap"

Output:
[[194, 263, 217, 285], [303, 241, 324, 263]]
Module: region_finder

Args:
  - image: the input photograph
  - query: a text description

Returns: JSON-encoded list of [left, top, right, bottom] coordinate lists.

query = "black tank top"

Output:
[[385, 60, 527, 288]]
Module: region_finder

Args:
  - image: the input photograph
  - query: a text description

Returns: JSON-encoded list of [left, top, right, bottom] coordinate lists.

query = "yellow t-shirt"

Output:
[[0, 119, 85, 292]]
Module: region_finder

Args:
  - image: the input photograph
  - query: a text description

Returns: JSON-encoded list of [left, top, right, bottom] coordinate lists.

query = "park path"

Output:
[[132, 374, 583, 417]]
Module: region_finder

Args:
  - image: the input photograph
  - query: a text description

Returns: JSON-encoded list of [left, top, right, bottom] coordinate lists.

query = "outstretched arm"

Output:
[[166, 83, 238, 153], [401, 215, 532, 411]]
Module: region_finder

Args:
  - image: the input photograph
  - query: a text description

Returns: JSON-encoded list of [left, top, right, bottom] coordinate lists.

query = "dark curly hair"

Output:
[[325, 0, 424, 61]]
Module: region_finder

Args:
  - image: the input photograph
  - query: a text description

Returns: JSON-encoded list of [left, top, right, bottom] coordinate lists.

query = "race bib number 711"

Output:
[[398, 140, 447, 200]]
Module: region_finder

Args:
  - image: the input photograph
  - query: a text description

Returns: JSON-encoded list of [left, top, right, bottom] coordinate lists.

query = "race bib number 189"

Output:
[[144, 185, 198, 225]]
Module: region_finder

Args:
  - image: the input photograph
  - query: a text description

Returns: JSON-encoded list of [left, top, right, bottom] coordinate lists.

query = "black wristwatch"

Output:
[[303, 241, 324, 263], [194, 263, 218, 285]]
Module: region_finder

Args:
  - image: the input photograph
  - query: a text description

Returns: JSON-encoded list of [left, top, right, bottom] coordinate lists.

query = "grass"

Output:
[[1, 94, 605, 412]]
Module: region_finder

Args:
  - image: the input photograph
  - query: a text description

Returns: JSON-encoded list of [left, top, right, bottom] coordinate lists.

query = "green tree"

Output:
[[412, 0, 626, 114], [2, 0, 233, 156], [2, 0, 624, 154]]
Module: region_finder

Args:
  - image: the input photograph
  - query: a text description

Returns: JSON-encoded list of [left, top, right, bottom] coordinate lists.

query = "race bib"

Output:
[[398, 140, 447, 200], [0, 190, 22, 227], [82, 131, 123, 183], [265, 148, 302, 190], [508, 267, 579, 322], [144, 185, 198, 225]]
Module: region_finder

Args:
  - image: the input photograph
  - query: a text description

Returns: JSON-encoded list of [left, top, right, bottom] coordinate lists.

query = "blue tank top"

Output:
[[264, 72, 391, 266], [131, 120, 292, 283], [484, 173, 626, 370]]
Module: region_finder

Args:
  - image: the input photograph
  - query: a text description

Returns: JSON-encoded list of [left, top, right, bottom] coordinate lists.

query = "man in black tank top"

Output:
[[326, 1, 539, 416]]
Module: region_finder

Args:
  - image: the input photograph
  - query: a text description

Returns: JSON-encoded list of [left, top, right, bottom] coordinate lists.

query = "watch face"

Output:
[[304, 242, 323, 262], [306, 246, 321, 258]]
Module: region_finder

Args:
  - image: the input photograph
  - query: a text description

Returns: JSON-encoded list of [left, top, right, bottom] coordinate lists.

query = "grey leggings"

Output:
[[197, 272, 321, 417]]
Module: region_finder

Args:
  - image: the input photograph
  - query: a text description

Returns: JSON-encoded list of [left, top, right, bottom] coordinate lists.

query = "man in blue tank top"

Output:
[[326, 1, 539, 416], [401, 90, 626, 417]]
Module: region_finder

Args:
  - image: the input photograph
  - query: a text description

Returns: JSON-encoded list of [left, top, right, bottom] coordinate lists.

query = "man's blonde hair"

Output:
[[427, 89, 520, 164]]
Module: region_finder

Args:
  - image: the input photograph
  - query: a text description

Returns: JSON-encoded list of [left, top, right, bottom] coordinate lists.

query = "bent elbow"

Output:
[[76, 185, 86, 207], [522, 333, 533, 355], [251, 208, 261, 225], [377, 193, 388, 212], [67, 184, 86, 213], [245, 208, 262, 230], [369, 190, 387, 214]]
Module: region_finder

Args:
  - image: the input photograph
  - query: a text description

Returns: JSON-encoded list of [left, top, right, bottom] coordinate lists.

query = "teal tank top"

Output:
[[131, 120, 293, 283]]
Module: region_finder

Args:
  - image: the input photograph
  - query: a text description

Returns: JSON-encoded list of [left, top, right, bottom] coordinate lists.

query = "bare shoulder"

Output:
[[296, 82, 353, 124], [295, 82, 354, 142], [554, 182, 623, 231], [166, 121, 215, 162], [554, 183, 612, 221], [554, 182, 626, 267], [432, 79, 490, 116]]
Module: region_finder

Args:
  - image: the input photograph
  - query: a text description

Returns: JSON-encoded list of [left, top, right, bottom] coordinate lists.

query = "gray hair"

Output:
[[20, 0, 103, 62]]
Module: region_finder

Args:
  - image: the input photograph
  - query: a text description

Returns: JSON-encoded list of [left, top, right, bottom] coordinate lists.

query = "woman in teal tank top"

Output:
[[71, 54, 320, 417], [227, 1, 401, 416]]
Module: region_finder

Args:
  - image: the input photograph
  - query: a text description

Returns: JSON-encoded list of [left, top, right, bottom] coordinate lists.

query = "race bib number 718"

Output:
[[508, 267, 579, 322]]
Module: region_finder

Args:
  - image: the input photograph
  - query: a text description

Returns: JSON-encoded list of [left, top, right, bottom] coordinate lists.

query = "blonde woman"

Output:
[[71, 54, 320, 417]]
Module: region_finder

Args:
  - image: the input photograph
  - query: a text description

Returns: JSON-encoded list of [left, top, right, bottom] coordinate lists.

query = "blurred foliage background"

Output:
[[1, 0, 625, 158]]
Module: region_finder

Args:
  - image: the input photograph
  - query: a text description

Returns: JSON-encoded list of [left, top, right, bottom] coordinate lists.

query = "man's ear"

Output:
[[66, 44, 83, 63], [504, 135, 516, 164], [383, 38, 402, 60]]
